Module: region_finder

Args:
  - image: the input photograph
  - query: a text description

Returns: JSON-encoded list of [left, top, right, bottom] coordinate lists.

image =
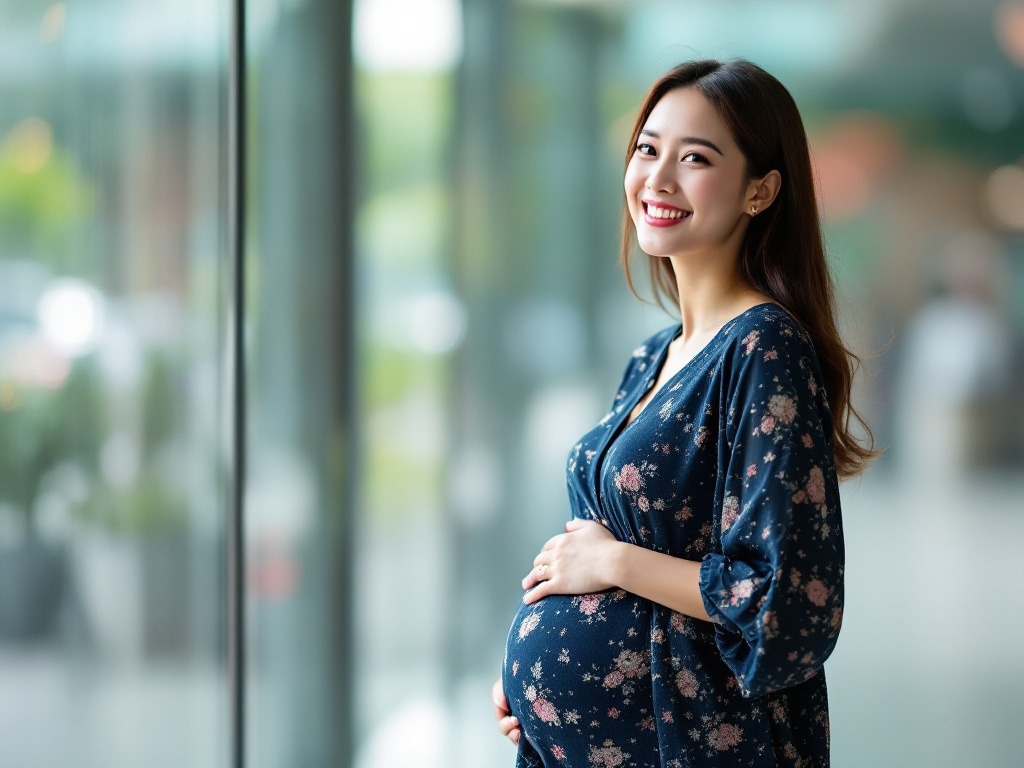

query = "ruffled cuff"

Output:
[[698, 552, 776, 698]]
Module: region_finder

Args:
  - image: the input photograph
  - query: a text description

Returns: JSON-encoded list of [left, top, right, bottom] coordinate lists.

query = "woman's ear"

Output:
[[745, 170, 782, 215]]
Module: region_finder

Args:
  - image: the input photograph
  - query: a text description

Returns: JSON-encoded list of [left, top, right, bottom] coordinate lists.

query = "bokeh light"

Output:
[[3, 118, 54, 174], [39, 3, 67, 43], [37, 279, 106, 356], [995, 1, 1024, 65], [984, 163, 1024, 230], [353, 0, 462, 72]]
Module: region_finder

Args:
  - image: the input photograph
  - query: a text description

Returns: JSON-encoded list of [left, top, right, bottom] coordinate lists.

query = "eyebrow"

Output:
[[639, 129, 724, 156]]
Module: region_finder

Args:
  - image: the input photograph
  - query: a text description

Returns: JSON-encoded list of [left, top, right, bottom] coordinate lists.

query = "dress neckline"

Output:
[[622, 301, 780, 431]]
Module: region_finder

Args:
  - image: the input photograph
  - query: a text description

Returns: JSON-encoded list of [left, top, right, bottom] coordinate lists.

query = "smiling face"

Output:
[[624, 87, 755, 260]]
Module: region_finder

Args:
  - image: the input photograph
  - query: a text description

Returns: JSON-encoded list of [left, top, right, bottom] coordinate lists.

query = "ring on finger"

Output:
[[537, 563, 550, 576]]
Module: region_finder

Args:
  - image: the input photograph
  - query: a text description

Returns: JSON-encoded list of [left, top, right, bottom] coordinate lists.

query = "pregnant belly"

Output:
[[501, 589, 656, 754]]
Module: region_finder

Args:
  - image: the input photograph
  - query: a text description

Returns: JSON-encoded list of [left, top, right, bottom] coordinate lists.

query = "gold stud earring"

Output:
[[750, 205, 757, 215]]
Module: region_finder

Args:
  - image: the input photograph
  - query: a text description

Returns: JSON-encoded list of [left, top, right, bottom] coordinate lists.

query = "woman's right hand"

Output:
[[492, 677, 521, 746]]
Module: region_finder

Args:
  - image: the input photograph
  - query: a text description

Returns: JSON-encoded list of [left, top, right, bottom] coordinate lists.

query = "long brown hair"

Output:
[[619, 58, 881, 480]]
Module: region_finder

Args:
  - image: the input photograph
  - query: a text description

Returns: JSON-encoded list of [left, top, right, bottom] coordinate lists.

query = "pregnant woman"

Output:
[[491, 58, 880, 767]]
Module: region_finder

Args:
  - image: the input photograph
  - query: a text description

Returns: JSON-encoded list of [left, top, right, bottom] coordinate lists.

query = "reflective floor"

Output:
[[826, 474, 1024, 767]]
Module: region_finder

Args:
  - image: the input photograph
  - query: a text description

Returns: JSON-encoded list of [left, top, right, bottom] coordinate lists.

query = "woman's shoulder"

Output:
[[720, 302, 835, 438], [723, 301, 816, 360]]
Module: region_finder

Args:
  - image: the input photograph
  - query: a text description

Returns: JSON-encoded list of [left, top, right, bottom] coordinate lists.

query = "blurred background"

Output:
[[1, 0, 1023, 766]]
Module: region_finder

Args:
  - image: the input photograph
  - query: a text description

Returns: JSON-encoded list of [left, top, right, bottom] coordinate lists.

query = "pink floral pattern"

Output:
[[532, 697, 560, 725], [613, 463, 643, 493], [721, 495, 739, 532], [588, 741, 629, 767], [708, 723, 743, 751], [675, 668, 698, 699], [804, 579, 829, 607], [577, 593, 602, 616], [768, 394, 797, 424], [517, 611, 542, 640], [503, 303, 842, 767]]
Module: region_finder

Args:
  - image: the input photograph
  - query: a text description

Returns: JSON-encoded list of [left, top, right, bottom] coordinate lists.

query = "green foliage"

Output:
[[0, 349, 188, 536], [78, 469, 187, 535], [0, 138, 94, 262], [356, 72, 453, 196], [0, 359, 104, 533], [363, 344, 445, 409]]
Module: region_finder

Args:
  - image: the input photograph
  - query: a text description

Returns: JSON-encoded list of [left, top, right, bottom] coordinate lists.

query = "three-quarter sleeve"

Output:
[[698, 317, 844, 699]]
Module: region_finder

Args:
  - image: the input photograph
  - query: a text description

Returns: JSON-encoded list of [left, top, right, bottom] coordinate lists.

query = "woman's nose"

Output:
[[645, 159, 677, 193]]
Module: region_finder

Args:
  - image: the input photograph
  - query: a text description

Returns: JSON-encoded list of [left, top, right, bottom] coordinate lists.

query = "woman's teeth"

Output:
[[646, 205, 689, 219]]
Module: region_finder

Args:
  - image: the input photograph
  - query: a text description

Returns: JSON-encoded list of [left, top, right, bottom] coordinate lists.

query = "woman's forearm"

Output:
[[608, 542, 714, 622]]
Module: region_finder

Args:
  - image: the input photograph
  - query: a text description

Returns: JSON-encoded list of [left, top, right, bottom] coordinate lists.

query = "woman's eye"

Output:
[[683, 152, 708, 164], [635, 142, 656, 156]]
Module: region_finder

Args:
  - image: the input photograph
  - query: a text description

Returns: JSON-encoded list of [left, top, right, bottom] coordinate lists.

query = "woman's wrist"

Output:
[[605, 540, 633, 589], [601, 540, 712, 622]]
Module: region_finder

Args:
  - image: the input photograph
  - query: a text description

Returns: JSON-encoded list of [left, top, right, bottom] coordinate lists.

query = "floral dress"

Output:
[[501, 302, 844, 767]]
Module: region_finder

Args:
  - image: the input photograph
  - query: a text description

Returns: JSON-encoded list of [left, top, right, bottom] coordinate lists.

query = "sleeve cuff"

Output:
[[699, 550, 778, 661], [698, 552, 748, 639]]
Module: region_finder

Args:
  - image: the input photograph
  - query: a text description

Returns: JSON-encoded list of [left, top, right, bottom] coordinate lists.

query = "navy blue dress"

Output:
[[502, 302, 844, 767]]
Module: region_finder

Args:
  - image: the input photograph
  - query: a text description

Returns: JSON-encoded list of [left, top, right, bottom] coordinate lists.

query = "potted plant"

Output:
[[0, 358, 103, 641], [70, 348, 193, 660]]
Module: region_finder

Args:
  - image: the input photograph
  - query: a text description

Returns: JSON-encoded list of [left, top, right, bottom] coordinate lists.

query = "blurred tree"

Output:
[[0, 123, 93, 268]]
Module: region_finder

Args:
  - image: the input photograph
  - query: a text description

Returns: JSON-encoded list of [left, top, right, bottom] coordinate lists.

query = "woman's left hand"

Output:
[[521, 518, 621, 604]]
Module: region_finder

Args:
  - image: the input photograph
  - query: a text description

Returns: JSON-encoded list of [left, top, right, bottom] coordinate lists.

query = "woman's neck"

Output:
[[667, 253, 765, 343]]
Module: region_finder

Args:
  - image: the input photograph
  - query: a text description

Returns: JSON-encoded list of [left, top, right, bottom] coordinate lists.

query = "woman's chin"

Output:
[[637, 243, 677, 258]]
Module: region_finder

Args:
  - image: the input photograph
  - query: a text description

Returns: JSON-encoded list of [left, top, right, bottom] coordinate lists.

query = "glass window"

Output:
[[0, 1, 229, 766]]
